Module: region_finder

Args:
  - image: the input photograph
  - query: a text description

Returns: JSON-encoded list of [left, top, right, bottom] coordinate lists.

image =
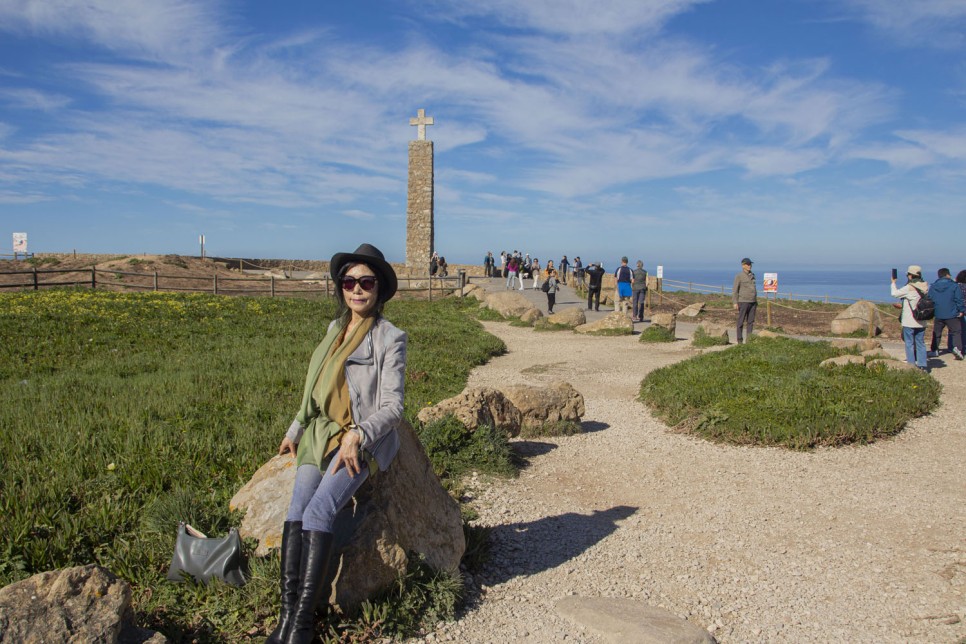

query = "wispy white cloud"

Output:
[[839, 0, 966, 48], [0, 87, 71, 112]]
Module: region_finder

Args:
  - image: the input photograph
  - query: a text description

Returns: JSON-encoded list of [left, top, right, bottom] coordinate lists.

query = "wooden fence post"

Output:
[[271, 275, 275, 297], [458, 270, 465, 298], [767, 300, 772, 327], [153, 272, 158, 291], [91, 268, 96, 290], [33, 267, 38, 290], [213, 274, 218, 294]]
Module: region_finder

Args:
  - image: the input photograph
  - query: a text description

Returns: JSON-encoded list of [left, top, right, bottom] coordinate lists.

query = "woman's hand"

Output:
[[334, 430, 364, 477], [278, 436, 297, 456]]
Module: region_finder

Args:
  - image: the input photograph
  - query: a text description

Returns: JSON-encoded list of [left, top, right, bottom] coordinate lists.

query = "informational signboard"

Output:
[[13, 233, 27, 254], [656, 265, 664, 279], [763, 272, 778, 293]]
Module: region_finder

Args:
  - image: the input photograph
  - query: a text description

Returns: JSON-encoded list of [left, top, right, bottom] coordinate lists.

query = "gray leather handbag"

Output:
[[166, 522, 246, 586]]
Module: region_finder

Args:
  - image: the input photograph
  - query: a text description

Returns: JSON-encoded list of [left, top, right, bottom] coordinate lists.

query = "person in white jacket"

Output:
[[891, 264, 929, 371]]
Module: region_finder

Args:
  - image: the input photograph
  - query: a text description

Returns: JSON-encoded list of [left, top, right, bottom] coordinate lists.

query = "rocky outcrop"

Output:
[[416, 387, 522, 436], [831, 338, 882, 351], [547, 307, 586, 328], [501, 382, 585, 432], [485, 291, 534, 318], [830, 301, 882, 336], [461, 283, 480, 297], [678, 302, 705, 317], [649, 312, 677, 337], [575, 311, 634, 335], [861, 348, 893, 360], [820, 355, 866, 367], [0, 565, 167, 643], [230, 420, 464, 611], [520, 308, 544, 324]]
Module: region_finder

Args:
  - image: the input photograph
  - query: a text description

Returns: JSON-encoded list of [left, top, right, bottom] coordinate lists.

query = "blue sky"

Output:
[[2, 0, 966, 268]]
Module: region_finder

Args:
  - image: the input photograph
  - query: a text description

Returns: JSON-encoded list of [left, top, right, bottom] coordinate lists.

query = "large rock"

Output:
[[548, 307, 586, 328], [0, 564, 167, 643], [830, 301, 882, 336], [649, 312, 677, 337], [830, 338, 882, 351], [485, 291, 533, 318], [694, 323, 730, 344], [416, 387, 522, 436], [820, 355, 865, 367], [461, 283, 480, 297], [575, 311, 634, 335], [678, 302, 705, 317], [230, 420, 464, 611], [520, 307, 544, 324], [867, 358, 917, 371], [501, 382, 585, 432]]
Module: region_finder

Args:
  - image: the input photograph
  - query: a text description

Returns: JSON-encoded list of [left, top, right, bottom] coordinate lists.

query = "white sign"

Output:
[[13, 232, 27, 253], [656, 265, 664, 279], [763, 272, 778, 293]]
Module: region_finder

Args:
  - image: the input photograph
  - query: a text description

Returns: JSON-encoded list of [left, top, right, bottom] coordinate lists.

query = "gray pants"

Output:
[[632, 289, 646, 319], [736, 301, 757, 343], [931, 317, 963, 352]]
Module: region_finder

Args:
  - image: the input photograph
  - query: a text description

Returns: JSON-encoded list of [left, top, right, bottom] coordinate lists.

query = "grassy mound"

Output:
[[639, 325, 675, 343], [639, 336, 940, 449], [0, 290, 506, 640]]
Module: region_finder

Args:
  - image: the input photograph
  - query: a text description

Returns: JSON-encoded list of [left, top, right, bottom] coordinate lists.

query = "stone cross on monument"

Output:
[[406, 109, 435, 268], [409, 108, 434, 141]]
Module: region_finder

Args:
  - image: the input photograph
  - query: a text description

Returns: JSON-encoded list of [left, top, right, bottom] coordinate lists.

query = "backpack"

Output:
[[910, 285, 935, 321], [541, 280, 550, 293]]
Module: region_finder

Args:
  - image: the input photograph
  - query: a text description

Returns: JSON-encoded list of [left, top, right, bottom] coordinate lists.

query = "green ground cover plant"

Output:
[[638, 325, 675, 343], [639, 336, 940, 449], [0, 290, 505, 641], [691, 326, 729, 347]]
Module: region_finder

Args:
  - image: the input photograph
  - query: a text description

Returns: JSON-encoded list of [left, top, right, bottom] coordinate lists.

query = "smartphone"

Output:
[[891, 268, 898, 279]]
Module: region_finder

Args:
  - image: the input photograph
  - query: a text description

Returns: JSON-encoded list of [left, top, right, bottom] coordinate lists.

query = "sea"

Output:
[[653, 266, 949, 304]]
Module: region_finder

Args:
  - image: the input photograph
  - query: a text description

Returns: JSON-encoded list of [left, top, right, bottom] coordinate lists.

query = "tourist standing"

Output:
[[957, 270, 966, 352], [546, 268, 559, 314], [573, 256, 585, 289], [891, 265, 929, 371], [559, 255, 570, 285], [500, 251, 507, 278], [505, 255, 519, 290], [614, 257, 633, 314], [438, 257, 448, 278], [631, 260, 648, 322], [531, 259, 541, 289], [928, 268, 965, 359], [268, 243, 406, 644], [484, 251, 494, 277], [585, 262, 605, 311], [732, 258, 758, 344]]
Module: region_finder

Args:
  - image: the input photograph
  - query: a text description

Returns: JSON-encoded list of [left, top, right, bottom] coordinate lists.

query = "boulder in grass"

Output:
[[678, 302, 705, 317], [461, 283, 480, 297], [0, 565, 167, 643], [649, 313, 677, 337], [416, 387, 522, 436], [501, 382, 586, 433], [485, 291, 534, 318], [830, 301, 882, 336], [861, 348, 893, 360], [548, 307, 587, 328], [831, 338, 882, 351], [820, 355, 865, 367], [694, 323, 730, 344], [231, 420, 464, 611], [520, 308, 544, 324], [867, 358, 918, 372], [575, 311, 634, 335]]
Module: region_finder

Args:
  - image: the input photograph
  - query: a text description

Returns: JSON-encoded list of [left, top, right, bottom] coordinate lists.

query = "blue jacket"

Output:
[[929, 277, 966, 319]]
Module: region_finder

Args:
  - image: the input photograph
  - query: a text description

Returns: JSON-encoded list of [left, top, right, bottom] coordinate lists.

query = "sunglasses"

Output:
[[341, 275, 378, 292]]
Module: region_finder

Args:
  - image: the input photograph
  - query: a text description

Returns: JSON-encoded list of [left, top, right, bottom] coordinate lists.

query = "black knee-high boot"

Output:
[[265, 521, 303, 644], [284, 530, 335, 644]]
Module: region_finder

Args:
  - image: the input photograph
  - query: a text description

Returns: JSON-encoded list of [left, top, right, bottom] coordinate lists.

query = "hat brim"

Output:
[[330, 251, 398, 301]]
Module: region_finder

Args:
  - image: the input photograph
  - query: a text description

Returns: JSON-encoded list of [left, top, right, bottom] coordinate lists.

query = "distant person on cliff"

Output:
[[505, 255, 519, 290], [614, 257, 633, 314], [732, 258, 758, 344], [957, 270, 966, 353], [631, 260, 648, 322], [559, 255, 570, 285], [928, 268, 965, 360], [430, 251, 439, 276], [531, 258, 541, 289], [438, 257, 448, 278], [484, 251, 494, 277], [585, 262, 605, 311], [500, 251, 507, 278], [891, 265, 929, 371]]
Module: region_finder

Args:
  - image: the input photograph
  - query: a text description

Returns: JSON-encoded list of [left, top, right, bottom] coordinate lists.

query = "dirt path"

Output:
[[418, 289, 966, 643]]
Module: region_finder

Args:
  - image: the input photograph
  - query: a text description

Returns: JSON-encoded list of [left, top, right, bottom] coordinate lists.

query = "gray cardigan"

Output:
[[286, 316, 407, 471]]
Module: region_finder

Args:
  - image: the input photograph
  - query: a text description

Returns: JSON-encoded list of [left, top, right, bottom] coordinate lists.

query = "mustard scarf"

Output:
[[295, 316, 375, 469]]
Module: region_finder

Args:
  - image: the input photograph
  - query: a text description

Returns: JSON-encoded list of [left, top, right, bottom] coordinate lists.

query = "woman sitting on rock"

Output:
[[267, 243, 407, 644]]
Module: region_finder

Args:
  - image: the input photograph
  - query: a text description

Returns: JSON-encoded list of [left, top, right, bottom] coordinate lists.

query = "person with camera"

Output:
[[891, 265, 930, 371]]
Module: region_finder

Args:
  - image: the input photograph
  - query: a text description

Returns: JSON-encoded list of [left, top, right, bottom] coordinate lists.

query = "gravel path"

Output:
[[413, 284, 966, 643]]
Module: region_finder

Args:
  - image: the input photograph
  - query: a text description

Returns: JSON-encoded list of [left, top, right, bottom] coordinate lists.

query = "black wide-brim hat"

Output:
[[330, 243, 398, 300]]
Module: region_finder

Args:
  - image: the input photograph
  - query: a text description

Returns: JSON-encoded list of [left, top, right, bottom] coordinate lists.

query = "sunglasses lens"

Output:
[[342, 276, 377, 291]]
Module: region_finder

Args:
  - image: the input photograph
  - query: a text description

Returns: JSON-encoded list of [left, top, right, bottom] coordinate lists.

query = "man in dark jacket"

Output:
[[585, 262, 605, 311], [929, 267, 965, 359]]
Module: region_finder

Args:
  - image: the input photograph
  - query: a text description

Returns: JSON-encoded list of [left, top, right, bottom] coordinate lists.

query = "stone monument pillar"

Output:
[[406, 108, 434, 269]]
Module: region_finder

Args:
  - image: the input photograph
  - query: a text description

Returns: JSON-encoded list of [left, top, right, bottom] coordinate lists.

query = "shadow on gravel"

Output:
[[510, 441, 557, 468], [581, 420, 610, 433], [482, 505, 638, 585]]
